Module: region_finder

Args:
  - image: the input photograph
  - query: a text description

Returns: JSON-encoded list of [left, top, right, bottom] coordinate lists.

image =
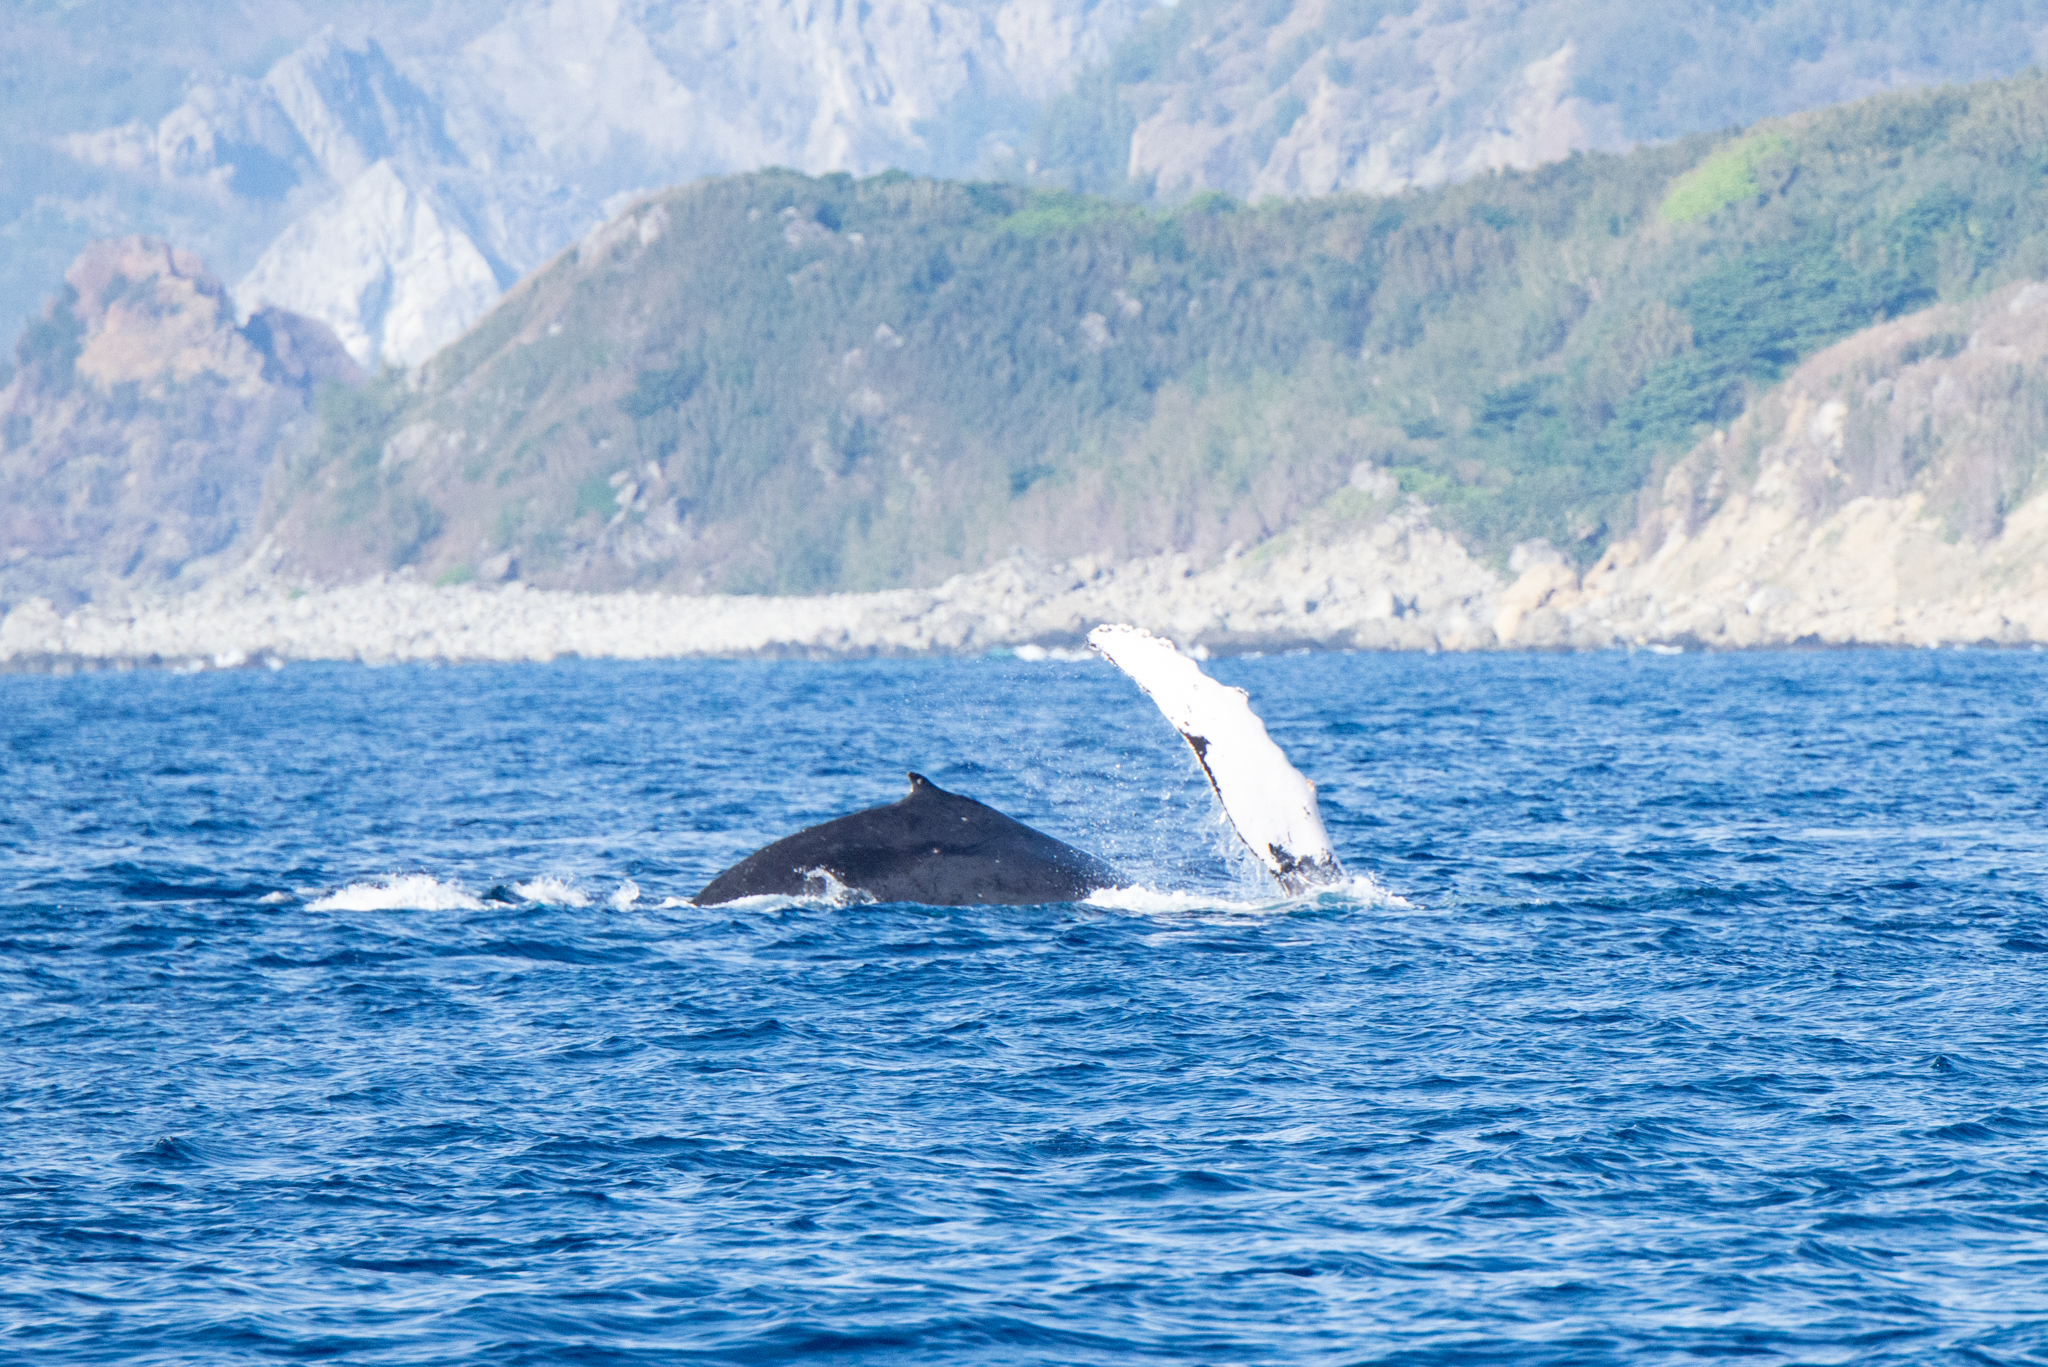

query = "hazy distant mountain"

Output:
[[16, 1, 2048, 375], [12, 0, 2048, 371], [1028, 0, 2048, 199], [5, 0, 1152, 367]]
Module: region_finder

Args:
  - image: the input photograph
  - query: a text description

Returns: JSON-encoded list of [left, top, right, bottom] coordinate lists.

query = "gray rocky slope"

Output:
[[1033, 0, 2048, 200], [0, 238, 357, 611], [15, 0, 1151, 368]]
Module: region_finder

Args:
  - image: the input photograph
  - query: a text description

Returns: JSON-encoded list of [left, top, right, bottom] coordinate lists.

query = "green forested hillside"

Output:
[[273, 69, 2048, 595]]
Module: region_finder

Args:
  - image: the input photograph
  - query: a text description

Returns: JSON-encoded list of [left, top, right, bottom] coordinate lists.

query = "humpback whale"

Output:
[[690, 624, 1345, 906], [691, 772, 1118, 906]]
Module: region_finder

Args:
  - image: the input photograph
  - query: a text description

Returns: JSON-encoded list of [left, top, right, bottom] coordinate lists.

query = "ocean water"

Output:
[[3, 649, 2046, 1365]]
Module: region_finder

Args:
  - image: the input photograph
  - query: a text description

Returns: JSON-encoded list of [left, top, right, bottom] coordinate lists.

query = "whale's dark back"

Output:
[[692, 773, 1120, 906]]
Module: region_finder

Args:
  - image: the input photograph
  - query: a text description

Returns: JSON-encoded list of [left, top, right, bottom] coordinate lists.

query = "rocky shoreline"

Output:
[[6, 486, 2045, 673]]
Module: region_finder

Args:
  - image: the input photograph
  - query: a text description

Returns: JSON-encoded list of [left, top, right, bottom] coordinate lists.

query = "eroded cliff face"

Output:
[[1491, 280, 2048, 649], [0, 238, 357, 610], [237, 161, 506, 369], [1123, 5, 1626, 201], [50, 2, 1153, 370], [1065, 0, 2048, 203]]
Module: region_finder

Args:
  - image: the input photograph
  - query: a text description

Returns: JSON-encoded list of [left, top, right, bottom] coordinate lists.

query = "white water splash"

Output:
[[1009, 644, 1093, 663], [513, 876, 592, 907], [608, 880, 640, 910], [1086, 872, 1406, 917], [308, 874, 485, 912], [800, 867, 877, 907], [1089, 623, 1344, 893], [659, 876, 875, 911], [1084, 884, 1282, 915], [677, 891, 809, 911], [1312, 872, 1410, 909]]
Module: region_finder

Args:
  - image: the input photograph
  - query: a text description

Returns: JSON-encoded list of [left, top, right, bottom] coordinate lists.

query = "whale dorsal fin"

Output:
[[1088, 624, 1343, 894]]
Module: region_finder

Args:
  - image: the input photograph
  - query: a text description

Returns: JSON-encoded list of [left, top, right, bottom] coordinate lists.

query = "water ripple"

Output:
[[3, 651, 2048, 1363]]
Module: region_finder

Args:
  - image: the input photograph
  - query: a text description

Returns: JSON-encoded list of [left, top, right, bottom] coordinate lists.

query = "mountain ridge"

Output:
[[1028, 0, 2048, 200], [227, 65, 2048, 601], [7, 65, 2048, 651]]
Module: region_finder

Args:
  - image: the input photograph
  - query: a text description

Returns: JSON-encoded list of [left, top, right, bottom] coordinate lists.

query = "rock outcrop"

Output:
[[1125, 14, 1626, 201], [1546, 279, 2048, 649], [8, 465, 2044, 668], [43, 1, 1152, 369], [0, 501, 1491, 666], [1054, 0, 2048, 201], [0, 238, 357, 610], [237, 160, 504, 368]]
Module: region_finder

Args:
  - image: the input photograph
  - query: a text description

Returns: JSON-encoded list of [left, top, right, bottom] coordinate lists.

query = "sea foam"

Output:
[[1084, 884, 1285, 915], [512, 876, 592, 907], [308, 874, 485, 912]]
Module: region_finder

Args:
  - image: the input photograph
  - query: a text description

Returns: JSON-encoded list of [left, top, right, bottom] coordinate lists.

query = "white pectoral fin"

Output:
[[1088, 624, 1343, 893]]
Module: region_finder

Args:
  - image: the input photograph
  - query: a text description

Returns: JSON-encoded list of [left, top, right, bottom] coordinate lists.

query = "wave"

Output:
[[511, 876, 591, 907], [1085, 885, 1282, 915], [1086, 871, 1406, 916], [307, 873, 653, 912], [308, 874, 484, 912], [1315, 872, 1409, 908]]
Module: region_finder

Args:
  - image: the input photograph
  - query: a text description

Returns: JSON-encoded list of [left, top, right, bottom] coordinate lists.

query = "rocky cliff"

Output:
[[0, 238, 356, 610], [1034, 0, 2048, 199], [1542, 279, 2048, 650], [10, 68, 2048, 651], [28, 1, 1153, 368]]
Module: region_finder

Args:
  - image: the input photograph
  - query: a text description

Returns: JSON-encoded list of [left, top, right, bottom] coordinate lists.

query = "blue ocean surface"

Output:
[[3, 649, 2047, 1364]]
